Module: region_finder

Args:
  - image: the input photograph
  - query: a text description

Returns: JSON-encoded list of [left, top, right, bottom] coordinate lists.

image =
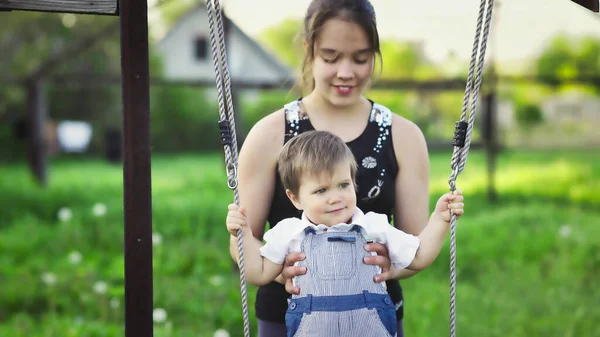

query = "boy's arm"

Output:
[[237, 226, 286, 286], [407, 212, 449, 271]]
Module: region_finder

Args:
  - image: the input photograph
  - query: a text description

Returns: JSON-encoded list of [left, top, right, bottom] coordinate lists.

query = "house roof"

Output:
[[157, 3, 292, 80]]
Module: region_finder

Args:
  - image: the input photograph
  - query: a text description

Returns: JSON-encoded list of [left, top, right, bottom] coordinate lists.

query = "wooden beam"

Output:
[[0, 0, 118, 15], [26, 80, 47, 187], [571, 0, 599, 12], [40, 74, 473, 91], [119, 0, 153, 336], [52, 73, 600, 89], [3, 73, 599, 92]]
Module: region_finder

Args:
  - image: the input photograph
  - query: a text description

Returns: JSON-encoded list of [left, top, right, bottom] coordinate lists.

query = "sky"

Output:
[[217, 0, 600, 64]]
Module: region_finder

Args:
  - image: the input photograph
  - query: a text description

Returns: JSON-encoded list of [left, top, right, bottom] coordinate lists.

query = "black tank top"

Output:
[[255, 98, 405, 323]]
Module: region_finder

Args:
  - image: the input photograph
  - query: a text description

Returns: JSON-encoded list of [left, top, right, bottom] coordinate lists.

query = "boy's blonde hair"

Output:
[[278, 130, 358, 196]]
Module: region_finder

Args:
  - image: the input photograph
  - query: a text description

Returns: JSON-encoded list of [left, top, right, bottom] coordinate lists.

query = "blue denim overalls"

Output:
[[285, 225, 397, 337]]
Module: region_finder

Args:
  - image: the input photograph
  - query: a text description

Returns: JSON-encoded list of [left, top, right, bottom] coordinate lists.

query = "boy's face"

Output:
[[286, 161, 357, 227]]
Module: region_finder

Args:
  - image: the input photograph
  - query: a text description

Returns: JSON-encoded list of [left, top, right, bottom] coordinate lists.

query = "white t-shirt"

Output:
[[259, 208, 421, 270]]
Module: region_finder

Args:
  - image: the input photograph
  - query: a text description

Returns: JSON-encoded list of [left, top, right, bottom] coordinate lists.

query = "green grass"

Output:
[[0, 149, 599, 337]]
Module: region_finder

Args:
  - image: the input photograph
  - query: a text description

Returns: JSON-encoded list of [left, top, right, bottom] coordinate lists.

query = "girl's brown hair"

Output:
[[298, 0, 381, 93]]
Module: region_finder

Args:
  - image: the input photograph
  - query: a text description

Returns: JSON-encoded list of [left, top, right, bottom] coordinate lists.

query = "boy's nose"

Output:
[[328, 194, 342, 204]]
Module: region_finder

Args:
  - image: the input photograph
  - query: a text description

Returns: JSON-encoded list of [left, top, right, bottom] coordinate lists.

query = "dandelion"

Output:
[[153, 308, 167, 323], [93, 281, 108, 295], [152, 232, 163, 246], [41, 272, 57, 286], [110, 298, 120, 309], [559, 225, 572, 238], [61, 13, 77, 28], [214, 329, 230, 337], [92, 203, 107, 217], [209, 275, 223, 287], [57, 207, 72, 222], [68, 251, 82, 264]]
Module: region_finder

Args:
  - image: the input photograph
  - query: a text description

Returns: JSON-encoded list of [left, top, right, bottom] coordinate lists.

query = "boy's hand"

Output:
[[226, 203, 249, 237], [433, 188, 465, 223]]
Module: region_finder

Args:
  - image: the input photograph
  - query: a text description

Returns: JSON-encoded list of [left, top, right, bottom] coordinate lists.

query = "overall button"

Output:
[[384, 297, 392, 305], [289, 302, 297, 310]]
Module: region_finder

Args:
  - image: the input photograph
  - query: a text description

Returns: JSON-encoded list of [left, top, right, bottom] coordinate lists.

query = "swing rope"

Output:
[[206, 1, 250, 337], [205, 0, 496, 336], [448, 0, 495, 337]]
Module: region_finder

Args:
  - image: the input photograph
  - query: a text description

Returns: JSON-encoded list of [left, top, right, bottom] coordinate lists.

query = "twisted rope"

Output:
[[448, 1, 495, 337], [206, 1, 250, 337]]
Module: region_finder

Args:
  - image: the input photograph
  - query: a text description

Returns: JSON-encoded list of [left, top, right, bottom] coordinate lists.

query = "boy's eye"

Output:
[[314, 188, 326, 194], [340, 183, 350, 188], [354, 59, 368, 64]]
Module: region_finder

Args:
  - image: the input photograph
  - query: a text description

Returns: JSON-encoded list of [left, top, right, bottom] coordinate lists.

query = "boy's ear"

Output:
[[286, 189, 302, 210]]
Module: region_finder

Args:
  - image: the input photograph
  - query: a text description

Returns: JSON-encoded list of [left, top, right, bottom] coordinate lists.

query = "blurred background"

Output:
[[0, 0, 599, 336]]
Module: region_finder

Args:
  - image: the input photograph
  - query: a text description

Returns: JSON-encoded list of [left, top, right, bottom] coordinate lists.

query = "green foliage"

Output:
[[149, 86, 220, 152], [241, 90, 298, 127], [0, 12, 121, 120], [0, 150, 599, 336], [256, 19, 442, 80], [536, 34, 600, 89], [258, 19, 304, 69], [378, 40, 441, 79], [514, 103, 543, 128], [156, 0, 200, 30]]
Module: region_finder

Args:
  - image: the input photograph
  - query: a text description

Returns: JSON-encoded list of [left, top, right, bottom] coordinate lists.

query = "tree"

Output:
[[575, 36, 600, 77], [535, 34, 600, 82], [535, 34, 577, 82], [258, 18, 304, 69], [378, 40, 421, 79]]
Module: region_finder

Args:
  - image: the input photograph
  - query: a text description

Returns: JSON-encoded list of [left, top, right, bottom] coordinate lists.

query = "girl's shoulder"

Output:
[[366, 100, 425, 143], [368, 101, 394, 128], [242, 107, 287, 153]]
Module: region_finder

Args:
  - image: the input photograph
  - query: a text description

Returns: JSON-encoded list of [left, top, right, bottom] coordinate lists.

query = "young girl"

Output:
[[229, 0, 433, 335], [226, 131, 464, 337]]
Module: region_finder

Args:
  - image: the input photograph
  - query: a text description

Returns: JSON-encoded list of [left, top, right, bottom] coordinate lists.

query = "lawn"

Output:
[[0, 149, 598, 337]]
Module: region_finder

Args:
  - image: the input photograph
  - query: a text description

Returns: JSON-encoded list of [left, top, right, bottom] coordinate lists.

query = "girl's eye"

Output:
[[314, 188, 326, 194], [355, 59, 368, 64], [340, 183, 350, 188], [323, 57, 337, 63]]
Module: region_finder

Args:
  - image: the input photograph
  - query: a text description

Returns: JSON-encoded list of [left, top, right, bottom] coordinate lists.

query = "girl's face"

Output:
[[309, 17, 374, 108]]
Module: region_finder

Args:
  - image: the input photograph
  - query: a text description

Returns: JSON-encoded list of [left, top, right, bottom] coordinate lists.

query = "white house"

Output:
[[155, 5, 292, 85], [541, 91, 600, 124]]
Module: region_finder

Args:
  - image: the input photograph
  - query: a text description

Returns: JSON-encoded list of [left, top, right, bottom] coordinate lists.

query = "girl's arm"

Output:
[[389, 114, 431, 279], [363, 114, 430, 282], [229, 109, 286, 262]]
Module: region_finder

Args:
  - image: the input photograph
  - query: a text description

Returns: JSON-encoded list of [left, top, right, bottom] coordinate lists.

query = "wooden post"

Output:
[[26, 79, 47, 187], [0, 0, 118, 14], [230, 87, 246, 146], [119, 0, 154, 336], [482, 91, 498, 202]]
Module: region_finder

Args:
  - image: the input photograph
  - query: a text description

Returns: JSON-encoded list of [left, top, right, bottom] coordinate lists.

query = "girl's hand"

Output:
[[363, 242, 392, 283], [281, 252, 307, 295]]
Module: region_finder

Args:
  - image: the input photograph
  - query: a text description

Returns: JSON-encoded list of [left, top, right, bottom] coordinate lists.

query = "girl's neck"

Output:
[[302, 93, 370, 121]]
